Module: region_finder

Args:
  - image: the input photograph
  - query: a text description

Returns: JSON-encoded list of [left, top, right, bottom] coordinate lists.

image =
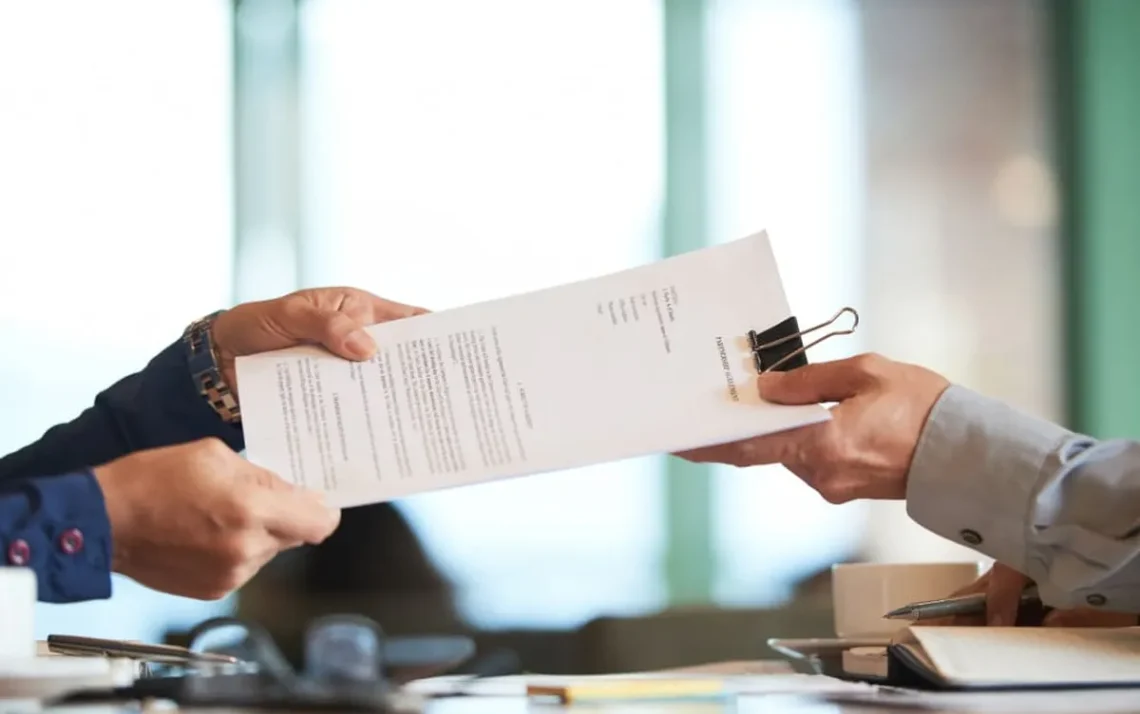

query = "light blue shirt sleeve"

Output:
[[906, 384, 1140, 613]]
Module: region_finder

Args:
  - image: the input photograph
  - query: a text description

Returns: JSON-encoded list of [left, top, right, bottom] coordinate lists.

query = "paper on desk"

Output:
[[404, 661, 795, 696], [404, 672, 874, 698], [235, 231, 830, 507], [820, 688, 1140, 712]]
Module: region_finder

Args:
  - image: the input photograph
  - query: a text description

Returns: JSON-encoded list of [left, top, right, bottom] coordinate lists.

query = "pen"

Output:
[[884, 586, 1041, 621], [47, 634, 242, 664]]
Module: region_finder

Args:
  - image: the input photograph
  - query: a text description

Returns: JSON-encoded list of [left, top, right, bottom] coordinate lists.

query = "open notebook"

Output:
[[883, 626, 1140, 690]]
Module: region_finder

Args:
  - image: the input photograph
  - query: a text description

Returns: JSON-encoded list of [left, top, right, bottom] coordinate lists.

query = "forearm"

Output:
[[0, 324, 243, 480], [0, 472, 113, 602], [907, 385, 1140, 612]]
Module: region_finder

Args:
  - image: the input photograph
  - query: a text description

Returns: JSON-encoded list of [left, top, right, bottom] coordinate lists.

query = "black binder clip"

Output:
[[748, 307, 860, 373]]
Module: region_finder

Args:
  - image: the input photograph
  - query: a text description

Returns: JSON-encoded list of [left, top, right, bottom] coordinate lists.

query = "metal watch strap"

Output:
[[183, 310, 241, 424]]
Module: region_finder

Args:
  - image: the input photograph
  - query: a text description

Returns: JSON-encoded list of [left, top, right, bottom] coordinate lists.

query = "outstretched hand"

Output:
[[678, 354, 950, 502]]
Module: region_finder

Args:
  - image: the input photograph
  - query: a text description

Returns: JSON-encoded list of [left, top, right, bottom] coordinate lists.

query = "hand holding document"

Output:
[[235, 231, 841, 508]]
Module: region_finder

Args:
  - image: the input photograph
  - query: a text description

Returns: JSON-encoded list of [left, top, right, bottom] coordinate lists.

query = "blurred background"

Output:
[[2, 0, 1137, 673]]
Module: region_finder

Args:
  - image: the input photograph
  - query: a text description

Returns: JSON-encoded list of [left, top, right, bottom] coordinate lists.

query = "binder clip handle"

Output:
[[748, 307, 859, 373]]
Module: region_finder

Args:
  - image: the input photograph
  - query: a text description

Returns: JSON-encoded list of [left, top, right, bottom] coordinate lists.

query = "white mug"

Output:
[[0, 567, 36, 659], [831, 562, 982, 639]]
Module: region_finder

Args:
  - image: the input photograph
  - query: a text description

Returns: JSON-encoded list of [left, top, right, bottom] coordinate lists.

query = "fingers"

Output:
[[280, 301, 379, 360], [921, 572, 991, 627], [214, 452, 339, 544], [757, 354, 884, 405], [349, 291, 429, 323], [275, 290, 428, 361], [985, 563, 1031, 626], [251, 485, 342, 545], [675, 431, 799, 467]]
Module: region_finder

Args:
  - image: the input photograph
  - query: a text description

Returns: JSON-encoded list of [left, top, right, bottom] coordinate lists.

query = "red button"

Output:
[[59, 528, 84, 555], [7, 539, 30, 566]]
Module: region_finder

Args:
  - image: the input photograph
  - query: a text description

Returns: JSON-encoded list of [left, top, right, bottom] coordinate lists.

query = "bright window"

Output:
[[0, 0, 235, 641], [705, 0, 868, 604], [297, 0, 667, 628]]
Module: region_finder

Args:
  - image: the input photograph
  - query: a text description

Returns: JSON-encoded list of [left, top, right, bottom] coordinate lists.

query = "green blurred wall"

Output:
[[1056, 0, 1140, 438], [661, 0, 714, 605]]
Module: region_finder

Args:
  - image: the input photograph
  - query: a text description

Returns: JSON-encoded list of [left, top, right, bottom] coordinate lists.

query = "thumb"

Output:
[[758, 357, 873, 405], [285, 304, 377, 361], [985, 563, 1031, 626]]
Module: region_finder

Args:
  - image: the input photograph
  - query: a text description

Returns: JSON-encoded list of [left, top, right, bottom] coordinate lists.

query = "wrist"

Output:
[[91, 462, 133, 576], [183, 310, 241, 424]]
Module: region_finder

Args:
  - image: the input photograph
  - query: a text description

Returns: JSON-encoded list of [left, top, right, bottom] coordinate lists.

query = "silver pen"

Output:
[[47, 634, 242, 664], [884, 586, 1041, 621]]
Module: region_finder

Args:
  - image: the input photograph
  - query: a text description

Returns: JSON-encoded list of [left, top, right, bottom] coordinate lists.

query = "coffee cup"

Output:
[[0, 567, 36, 659], [831, 562, 981, 639]]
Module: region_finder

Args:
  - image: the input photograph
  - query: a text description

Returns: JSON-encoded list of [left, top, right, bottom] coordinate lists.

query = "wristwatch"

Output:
[[182, 310, 242, 424]]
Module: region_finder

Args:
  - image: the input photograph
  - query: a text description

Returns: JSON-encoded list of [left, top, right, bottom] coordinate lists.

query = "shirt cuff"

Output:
[[905, 384, 1075, 573], [0, 471, 113, 603]]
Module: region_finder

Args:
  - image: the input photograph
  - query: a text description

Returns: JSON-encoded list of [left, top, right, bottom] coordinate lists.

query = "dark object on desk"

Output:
[[748, 307, 859, 373], [450, 647, 521, 678], [63, 672, 407, 712], [56, 614, 477, 712], [237, 501, 467, 668]]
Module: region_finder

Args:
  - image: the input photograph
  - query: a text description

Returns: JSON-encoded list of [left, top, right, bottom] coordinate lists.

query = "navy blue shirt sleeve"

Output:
[[0, 472, 113, 602], [0, 339, 244, 480], [0, 335, 244, 603]]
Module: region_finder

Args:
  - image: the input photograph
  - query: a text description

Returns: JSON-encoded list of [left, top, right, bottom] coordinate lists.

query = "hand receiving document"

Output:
[[235, 230, 838, 508]]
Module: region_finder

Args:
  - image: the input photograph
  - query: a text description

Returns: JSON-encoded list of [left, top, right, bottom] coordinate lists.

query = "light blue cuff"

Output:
[[905, 384, 1073, 574]]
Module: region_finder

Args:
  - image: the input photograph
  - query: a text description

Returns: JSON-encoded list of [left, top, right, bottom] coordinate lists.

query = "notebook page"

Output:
[[911, 626, 1140, 687], [235, 231, 830, 507]]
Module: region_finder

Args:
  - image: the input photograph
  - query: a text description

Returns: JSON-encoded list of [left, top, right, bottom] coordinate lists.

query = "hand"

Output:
[[93, 438, 341, 600], [211, 287, 427, 396], [927, 563, 1033, 627], [678, 354, 950, 502], [927, 563, 1137, 628]]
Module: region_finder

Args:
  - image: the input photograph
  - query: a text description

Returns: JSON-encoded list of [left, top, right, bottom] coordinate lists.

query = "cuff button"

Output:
[[59, 528, 84, 555], [7, 539, 30, 566], [959, 528, 983, 546], [1086, 593, 1107, 607]]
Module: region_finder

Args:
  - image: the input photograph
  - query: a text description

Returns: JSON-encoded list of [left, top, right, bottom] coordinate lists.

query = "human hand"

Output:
[[211, 287, 427, 396], [93, 438, 340, 599], [926, 563, 1137, 628], [677, 354, 950, 502]]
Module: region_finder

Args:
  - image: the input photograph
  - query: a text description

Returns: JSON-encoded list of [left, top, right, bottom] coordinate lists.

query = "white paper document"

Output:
[[404, 672, 871, 699], [236, 230, 830, 507]]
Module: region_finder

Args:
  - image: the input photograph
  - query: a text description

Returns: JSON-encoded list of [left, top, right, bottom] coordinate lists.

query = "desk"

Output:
[[42, 691, 1119, 714], [42, 697, 833, 714]]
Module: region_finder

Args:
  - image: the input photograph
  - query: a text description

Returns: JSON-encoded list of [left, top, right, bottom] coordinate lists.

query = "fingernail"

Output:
[[345, 330, 376, 358], [990, 613, 1005, 627]]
